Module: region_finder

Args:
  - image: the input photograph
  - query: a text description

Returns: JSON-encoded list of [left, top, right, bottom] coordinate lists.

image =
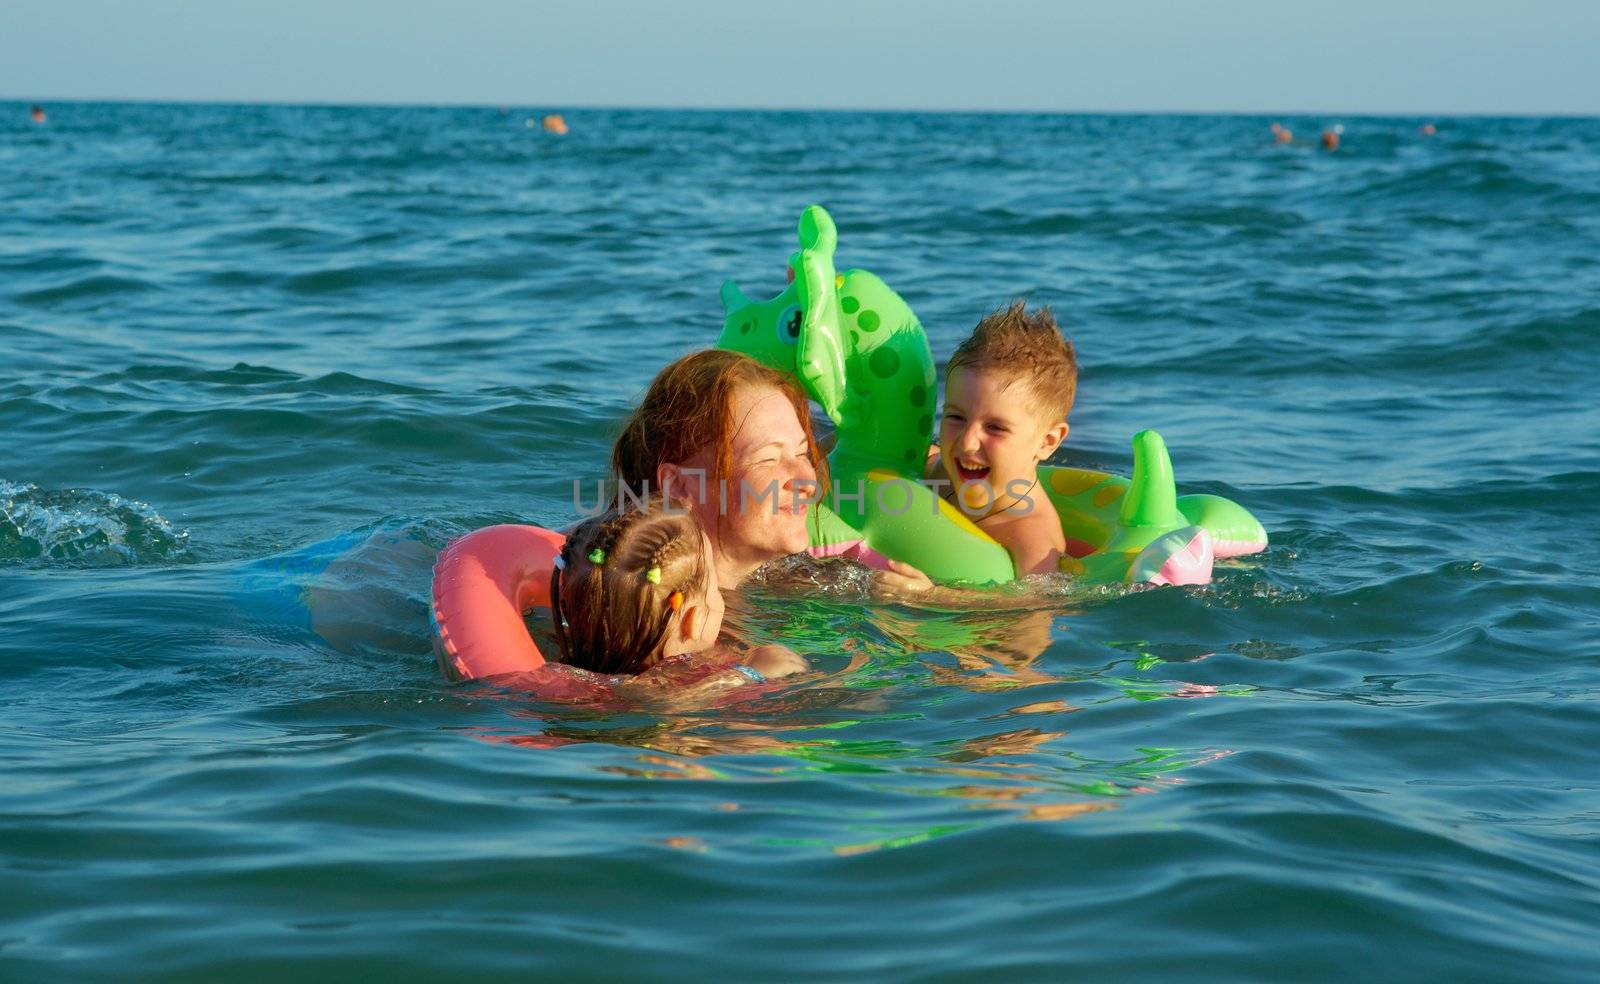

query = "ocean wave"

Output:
[[9, 364, 441, 416], [1084, 303, 1600, 382], [909, 203, 1310, 240], [1237, 473, 1600, 536], [1461, 306, 1600, 356], [13, 274, 157, 306], [0, 247, 105, 276], [278, 261, 527, 295], [196, 224, 349, 252], [1353, 157, 1586, 206]]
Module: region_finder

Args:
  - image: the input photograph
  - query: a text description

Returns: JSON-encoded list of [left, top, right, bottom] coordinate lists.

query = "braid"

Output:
[[589, 510, 631, 664], [550, 510, 627, 667], [642, 527, 698, 588]]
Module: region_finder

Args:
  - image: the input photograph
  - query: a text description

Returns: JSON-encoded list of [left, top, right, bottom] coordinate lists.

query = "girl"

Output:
[[550, 499, 805, 683]]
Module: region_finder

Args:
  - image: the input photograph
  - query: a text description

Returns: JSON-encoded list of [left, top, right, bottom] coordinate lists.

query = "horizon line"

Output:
[[6, 95, 1596, 120]]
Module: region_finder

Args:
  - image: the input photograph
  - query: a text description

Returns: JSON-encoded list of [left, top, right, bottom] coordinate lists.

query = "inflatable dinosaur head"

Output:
[[717, 205, 937, 472]]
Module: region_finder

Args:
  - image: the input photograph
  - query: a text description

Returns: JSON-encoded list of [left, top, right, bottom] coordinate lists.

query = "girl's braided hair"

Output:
[[549, 497, 710, 675]]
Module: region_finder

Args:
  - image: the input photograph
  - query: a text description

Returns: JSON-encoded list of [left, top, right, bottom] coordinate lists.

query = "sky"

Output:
[[3, 0, 1597, 115]]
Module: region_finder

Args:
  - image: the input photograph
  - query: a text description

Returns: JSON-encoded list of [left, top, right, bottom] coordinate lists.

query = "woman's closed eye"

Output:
[[748, 442, 808, 466]]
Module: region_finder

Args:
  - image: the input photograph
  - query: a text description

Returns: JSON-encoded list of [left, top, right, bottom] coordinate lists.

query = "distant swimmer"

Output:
[[30, 105, 46, 124], [542, 113, 568, 135], [1420, 123, 1437, 136], [1270, 122, 1293, 144], [1321, 124, 1343, 151]]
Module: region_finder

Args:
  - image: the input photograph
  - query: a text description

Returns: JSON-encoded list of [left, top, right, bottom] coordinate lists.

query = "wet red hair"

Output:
[[611, 350, 828, 534]]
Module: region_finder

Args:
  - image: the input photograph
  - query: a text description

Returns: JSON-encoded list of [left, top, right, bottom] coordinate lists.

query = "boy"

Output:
[[930, 301, 1077, 577]]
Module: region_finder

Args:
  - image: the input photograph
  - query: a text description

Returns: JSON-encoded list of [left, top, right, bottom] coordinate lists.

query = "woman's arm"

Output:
[[612, 644, 807, 705]]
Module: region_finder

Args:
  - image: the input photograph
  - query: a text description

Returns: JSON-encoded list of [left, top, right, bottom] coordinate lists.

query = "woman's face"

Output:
[[660, 384, 816, 586]]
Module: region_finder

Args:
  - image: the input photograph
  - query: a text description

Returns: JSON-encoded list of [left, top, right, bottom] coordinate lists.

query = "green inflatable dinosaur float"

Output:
[[717, 206, 1267, 586]]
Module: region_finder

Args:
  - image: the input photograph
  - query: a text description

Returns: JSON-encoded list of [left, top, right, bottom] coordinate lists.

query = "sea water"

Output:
[[3, 103, 1599, 981]]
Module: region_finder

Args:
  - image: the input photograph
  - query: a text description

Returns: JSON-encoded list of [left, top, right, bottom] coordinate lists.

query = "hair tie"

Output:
[[588, 548, 606, 565], [553, 554, 567, 570], [668, 591, 684, 610], [645, 566, 662, 584]]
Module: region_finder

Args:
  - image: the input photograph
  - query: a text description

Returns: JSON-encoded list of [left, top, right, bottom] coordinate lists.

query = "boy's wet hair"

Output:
[[550, 497, 709, 675], [947, 301, 1078, 423]]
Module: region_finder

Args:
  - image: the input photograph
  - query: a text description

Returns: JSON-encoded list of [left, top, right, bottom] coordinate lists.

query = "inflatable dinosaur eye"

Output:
[[776, 305, 802, 346]]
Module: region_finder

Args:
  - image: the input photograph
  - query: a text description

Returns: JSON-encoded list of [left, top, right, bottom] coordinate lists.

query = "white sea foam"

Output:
[[0, 480, 191, 565]]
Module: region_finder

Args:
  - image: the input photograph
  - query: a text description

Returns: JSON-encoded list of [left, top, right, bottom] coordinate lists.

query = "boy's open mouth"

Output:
[[954, 461, 991, 484]]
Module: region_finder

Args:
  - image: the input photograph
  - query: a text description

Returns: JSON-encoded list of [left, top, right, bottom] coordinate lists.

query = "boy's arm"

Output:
[[872, 558, 1057, 608]]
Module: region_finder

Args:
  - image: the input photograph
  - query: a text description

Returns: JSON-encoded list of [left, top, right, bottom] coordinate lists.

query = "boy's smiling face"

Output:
[[939, 366, 1069, 515]]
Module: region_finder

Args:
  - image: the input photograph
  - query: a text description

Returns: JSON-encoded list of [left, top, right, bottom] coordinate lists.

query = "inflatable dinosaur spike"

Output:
[[719, 280, 752, 313], [790, 206, 847, 424], [796, 203, 837, 253], [1122, 430, 1184, 529]]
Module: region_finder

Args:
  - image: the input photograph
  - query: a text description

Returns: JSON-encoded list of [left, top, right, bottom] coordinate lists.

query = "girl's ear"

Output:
[[677, 603, 702, 643], [1036, 422, 1069, 462], [660, 602, 704, 660]]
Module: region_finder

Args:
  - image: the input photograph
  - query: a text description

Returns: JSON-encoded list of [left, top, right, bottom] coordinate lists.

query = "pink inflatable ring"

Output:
[[430, 524, 565, 681]]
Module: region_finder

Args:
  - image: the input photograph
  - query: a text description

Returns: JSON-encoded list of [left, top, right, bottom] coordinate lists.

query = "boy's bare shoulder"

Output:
[[984, 496, 1066, 576]]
